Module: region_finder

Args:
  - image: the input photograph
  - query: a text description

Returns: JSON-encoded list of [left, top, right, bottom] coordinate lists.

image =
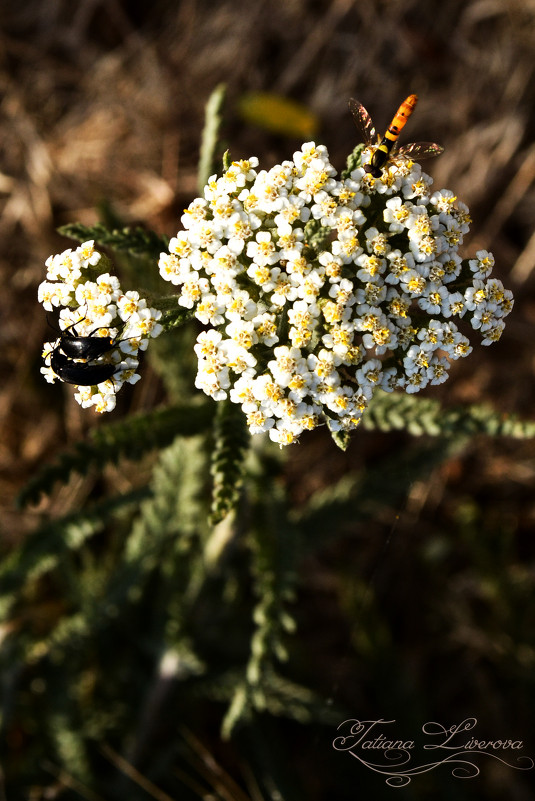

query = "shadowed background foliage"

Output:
[[1, 1, 535, 799]]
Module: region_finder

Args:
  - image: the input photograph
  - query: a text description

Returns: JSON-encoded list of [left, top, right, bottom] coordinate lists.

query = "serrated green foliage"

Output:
[[198, 83, 227, 193], [222, 449, 299, 736], [0, 488, 149, 619], [248, 668, 342, 725], [10, 77, 535, 800], [209, 399, 250, 525], [222, 149, 232, 171], [322, 385, 516, 449], [157, 304, 196, 331], [303, 219, 332, 254], [327, 423, 352, 451], [58, 221, 169, 261], [364, 390, 535, 439], [221, 681, 251, 739], [16, 402, 214, 508], [101, 436, 210, 631], [341, 143, 365, 179], [5, 387, 535, 793], [0, 438, 215, 794], [221, 668, 337, 740]]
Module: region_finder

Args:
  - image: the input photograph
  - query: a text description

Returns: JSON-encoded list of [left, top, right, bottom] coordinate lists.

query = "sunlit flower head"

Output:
[[39, 241, 162, 412], [159, 145, 513, 445]]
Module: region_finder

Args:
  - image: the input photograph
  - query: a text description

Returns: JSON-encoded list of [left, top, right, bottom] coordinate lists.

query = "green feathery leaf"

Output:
[[58, 222, 169, 261], [364, 391, 535, 439], [303, 219, 332, 254], [222, 149, 232, 171], [16, 402, 214, 508], [328, 424, 352, 451], [220, 449, 298, 737], [341, 143, 365, 179], [99, 436, 209, 629], [0, 488, 150, 619], [209, 399, 250, 525]]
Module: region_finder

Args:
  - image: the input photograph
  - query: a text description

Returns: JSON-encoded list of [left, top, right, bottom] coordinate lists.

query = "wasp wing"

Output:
[[348, 98, 377, 146], [396, 142, 444, 160]]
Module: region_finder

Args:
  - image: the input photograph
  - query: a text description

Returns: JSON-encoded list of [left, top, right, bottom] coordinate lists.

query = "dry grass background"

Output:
[[3, 0, 535, 532], [1, 0, 535, 795]]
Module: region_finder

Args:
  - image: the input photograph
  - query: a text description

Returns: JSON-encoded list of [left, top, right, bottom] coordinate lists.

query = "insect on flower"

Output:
[[47, 314, 118, 363], [349, 94, 444, 178], [49, 347, 119, 386], [45, 315, 121, 386], [38, 242, 164, 412]]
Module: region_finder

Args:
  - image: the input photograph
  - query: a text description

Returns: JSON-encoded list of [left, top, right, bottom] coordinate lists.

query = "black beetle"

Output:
[[46, 316, 124, 386], [58, 331, 116, 362], [50, 348, 119, 386], [48, 314, 118, 362]]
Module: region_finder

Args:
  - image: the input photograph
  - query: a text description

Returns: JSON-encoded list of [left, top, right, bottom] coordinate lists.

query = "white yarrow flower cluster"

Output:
[[159, 144, 513, 445], [39, 241, 163, 412]]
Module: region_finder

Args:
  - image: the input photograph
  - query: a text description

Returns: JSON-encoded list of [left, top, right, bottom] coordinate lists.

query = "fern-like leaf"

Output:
[[341, 143, 365, 179], [17, 402, 214, 508], [220, 456, 299, 735], [0, 488, 150, 618], [364, 391, 535, 439], [209, 400, 250, 525], [58, 222, 169, 261]]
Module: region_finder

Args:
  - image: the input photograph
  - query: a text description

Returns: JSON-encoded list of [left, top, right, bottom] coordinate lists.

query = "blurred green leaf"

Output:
[[237, 92, 319, 138]]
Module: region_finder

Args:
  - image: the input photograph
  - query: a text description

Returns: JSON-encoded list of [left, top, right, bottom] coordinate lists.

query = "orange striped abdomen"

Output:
[[384, 94, 418, 145]]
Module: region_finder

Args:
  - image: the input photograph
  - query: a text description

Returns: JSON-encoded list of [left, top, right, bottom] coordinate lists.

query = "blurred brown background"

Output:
[[2, 1, 535, 798], [4, 0, 535, 582], [2, 0, 535, 577]]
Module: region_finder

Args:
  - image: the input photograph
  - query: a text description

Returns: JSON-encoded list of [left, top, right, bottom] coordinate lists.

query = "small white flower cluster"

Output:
[[39, 241, 163, 413], [159, 144, 513, 445]]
